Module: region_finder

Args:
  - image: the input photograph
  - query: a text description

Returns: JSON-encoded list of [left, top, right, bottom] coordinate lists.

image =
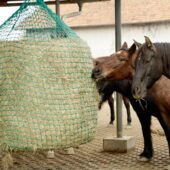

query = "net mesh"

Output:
[[0, 0, 98, 150]]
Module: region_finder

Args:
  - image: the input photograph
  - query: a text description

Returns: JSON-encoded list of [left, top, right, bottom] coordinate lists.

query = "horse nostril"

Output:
[[91, 68, 102, 80], [93, 68, 101, 76], [96, 68, 100, 73], [135, 86, 141, 95]]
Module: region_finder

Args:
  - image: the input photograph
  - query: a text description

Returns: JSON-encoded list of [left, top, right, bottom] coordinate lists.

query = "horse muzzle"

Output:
[[132, 86, 143, 100], [91, 69, 104, 81]]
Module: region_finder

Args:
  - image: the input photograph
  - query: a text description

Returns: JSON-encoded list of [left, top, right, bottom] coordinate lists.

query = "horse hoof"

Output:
[[109, 120, 114, 124], [107, 123, 114, 128], [138, 156, 151, 162]]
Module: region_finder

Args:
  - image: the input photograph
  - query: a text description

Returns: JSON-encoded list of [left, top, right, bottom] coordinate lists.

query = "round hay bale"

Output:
[[0, 0, 98, 150]]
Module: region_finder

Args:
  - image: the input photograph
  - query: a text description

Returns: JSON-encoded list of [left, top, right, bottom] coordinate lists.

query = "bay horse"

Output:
[[92, 77, 132, 125], [92, 43, 170, 161], [132, 36, 170, 100]]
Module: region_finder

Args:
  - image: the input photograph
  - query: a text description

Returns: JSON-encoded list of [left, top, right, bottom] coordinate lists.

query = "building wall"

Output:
[[73, 22, 170, 58], [0, 7, 169, 58]]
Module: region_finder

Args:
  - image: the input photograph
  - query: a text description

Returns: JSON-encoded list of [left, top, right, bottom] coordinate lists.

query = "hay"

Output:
[[2, 153, 13, 170], [0, 38, 98, 150], [0, 0, 98, 151]]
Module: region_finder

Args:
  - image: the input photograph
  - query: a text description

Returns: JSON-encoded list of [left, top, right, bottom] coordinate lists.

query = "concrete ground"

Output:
[[1, 101, 170, 170]]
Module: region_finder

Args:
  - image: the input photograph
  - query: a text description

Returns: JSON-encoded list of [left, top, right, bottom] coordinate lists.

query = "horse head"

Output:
[[132, 36, 163, 100], [92, 42, 136, 81]]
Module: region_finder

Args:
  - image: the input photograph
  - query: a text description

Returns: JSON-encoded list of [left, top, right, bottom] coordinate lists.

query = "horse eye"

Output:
[[145, 55, 154, 63], [94, 61, 99, 66], [146, 55, 153, 62], [119, 56, 128, 61]]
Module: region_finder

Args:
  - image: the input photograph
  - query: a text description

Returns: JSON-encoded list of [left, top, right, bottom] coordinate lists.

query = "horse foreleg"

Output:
[[98, 93, 108, 110], [136, 111, 153, 160], [108, 95, 115, 124], [122, 96, 131, 126]]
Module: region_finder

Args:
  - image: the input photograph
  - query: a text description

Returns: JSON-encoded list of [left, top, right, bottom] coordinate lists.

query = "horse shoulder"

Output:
[[148, 76, 170, 111]]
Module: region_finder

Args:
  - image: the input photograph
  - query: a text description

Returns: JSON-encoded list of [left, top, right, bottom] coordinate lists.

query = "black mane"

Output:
[[153, 43, 170, 76]]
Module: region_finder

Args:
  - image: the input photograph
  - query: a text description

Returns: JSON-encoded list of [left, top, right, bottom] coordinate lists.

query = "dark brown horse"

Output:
[[132, 36, 170, 100], [92, 43, 170, 161], [93, 77, 132, 125]]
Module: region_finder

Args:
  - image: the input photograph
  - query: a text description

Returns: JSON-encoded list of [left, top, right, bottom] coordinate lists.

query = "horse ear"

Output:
[[120, 42, 128, 49], [128, 43, 136, 56], [133, 39, 142, 48], [144, 36, 153, 48]]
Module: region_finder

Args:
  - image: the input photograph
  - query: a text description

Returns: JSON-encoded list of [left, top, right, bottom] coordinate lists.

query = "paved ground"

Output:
[[1, 101, 170, 170]]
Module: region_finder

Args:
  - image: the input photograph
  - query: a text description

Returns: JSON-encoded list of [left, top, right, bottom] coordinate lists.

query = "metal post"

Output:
[[115, 0, 123, 138], [55, 0, 60, 16]]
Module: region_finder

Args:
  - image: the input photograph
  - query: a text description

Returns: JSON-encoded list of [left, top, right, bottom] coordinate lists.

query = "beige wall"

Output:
[[73, 22, 170, 58]]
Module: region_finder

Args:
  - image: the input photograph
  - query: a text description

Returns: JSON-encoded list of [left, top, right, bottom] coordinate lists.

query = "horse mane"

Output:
[[153, 43, 170, 69]]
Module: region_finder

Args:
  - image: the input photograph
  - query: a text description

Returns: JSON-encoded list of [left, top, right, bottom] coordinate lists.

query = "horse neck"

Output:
[[126, 51, 137, 79], [115, 49, 136, 80], [122, 62, 134, 80], [112, 80, 133, 97], [155, 43, 170, 78]]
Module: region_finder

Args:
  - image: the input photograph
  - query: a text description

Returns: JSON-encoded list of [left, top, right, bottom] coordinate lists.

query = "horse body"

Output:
[[132, 36, 170, 99], [92, 43, 170, 160], [148, 76, 170, 125], [93, 69, 132, 125]]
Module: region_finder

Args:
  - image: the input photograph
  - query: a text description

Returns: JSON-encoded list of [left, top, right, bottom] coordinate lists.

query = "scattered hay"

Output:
[[0, 143, 13, 170], [2, 153, 13, 170]]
